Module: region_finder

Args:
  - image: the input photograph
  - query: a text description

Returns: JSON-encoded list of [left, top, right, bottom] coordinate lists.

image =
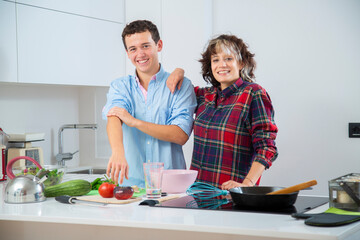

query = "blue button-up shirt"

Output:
[[102, 65, 197, 187]]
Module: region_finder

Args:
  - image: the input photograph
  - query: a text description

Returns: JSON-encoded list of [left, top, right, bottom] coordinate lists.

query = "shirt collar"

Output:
[[217, 78, 244, 98], [134, 64, 165, 87]]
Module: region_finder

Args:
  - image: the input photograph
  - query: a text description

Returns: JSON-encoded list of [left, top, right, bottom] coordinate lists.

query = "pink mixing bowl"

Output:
[[161, 169, 198, 193]]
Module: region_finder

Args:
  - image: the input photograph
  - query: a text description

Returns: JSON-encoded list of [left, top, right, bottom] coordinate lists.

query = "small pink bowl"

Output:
[[161, 169, 198, 193]]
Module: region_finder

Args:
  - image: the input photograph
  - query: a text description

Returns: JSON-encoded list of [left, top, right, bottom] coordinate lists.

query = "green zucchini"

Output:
[[44, 179, 91, 197]]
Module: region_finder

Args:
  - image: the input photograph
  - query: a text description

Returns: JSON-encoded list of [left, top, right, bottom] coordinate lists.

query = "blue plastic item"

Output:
[[186, 197, 229, 209], [186, 182, 229, 199]]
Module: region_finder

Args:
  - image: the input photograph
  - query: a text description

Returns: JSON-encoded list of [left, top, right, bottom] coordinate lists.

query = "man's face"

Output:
[[125, 31, 162, 76]]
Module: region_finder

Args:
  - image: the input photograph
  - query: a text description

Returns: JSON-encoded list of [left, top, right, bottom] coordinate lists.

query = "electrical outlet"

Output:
[[349, 123, 360, 138]]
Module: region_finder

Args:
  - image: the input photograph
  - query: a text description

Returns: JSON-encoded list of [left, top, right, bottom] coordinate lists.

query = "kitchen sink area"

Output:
[[64, 167, 107, 182], [66, 167, 106, 175]]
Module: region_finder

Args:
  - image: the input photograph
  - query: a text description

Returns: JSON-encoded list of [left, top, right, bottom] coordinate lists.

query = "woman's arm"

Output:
[[221, 162, 265, 190], [221, 87, 278, 191], [167, 68, 185, 93]]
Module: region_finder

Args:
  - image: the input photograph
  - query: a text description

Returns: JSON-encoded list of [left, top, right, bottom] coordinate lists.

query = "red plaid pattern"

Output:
[[190, 78, 278, 189]]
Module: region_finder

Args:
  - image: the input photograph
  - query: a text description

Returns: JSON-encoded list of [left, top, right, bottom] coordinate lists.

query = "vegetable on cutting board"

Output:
[[44, 179, 91, 197], [90, 175, 115, 190], [98, 182, 116, 198], [114, 186, 134, 200]]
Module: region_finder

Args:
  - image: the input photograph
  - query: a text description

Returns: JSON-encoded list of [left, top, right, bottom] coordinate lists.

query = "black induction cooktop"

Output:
[[153, 195, 328, 215]]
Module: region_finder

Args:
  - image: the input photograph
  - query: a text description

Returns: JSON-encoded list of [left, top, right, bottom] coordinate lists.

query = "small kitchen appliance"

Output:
[[329, 173, 360, 212], [6, 133, 45, 168]]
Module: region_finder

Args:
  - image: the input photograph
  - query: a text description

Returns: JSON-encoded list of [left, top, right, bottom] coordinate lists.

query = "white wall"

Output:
[[0, 83, 103, 168], [210, 0, 360, 194], [0, 83, 82, 167]]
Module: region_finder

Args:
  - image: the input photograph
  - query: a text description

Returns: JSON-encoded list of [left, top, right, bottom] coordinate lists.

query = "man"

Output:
[[102, 20, 196, 187]]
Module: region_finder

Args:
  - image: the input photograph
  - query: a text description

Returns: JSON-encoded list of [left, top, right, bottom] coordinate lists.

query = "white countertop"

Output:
[[1, 175, 360, 240]]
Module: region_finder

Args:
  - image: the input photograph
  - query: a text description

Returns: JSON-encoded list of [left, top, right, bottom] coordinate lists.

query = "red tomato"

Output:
[[98, 182, 116, 198]]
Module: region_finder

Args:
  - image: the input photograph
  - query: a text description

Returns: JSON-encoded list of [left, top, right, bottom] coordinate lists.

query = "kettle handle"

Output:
[[6, 156, 43, 179]]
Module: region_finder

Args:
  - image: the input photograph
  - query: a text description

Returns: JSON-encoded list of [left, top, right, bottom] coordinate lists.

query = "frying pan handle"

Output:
[[267, 180, 318, 195], [6, 156, 43, 179]]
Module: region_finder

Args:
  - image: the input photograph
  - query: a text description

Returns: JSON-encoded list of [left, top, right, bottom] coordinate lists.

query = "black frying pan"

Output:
[[229, 180, 317, 208], [229, 186, 298, 208]]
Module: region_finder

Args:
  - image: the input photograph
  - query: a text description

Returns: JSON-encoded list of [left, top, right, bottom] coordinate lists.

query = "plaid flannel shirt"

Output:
[[190, 78, 278, 189]]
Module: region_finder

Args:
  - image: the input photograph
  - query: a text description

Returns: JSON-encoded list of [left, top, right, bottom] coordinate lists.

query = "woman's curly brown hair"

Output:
[[199, 34, 256, 88]]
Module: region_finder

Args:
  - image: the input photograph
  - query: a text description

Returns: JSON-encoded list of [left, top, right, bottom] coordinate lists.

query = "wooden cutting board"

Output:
[[77, 195, 142, 204]]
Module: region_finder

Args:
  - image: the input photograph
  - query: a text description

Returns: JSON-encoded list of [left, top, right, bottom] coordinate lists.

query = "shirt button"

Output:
[[147, 141, 150, 144], [147, 159, 150, 162], [147, 107, 150, 110]]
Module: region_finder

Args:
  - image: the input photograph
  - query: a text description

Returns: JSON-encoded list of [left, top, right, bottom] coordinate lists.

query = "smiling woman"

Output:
[[188, 34, 278, 190]]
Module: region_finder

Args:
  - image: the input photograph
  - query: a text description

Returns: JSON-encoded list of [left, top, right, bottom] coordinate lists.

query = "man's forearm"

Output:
[[107, 107, 189, 145], [107, 116, 126, 157], [134, 119, 188, 145]]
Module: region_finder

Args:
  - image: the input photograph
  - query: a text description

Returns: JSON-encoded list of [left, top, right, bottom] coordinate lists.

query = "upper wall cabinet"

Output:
[[161, 0, 212, 85], [122, 0, 212, 83], [0, 1, 17, 83], [17, 4, 125, 86], [16, 0, 125, 23]]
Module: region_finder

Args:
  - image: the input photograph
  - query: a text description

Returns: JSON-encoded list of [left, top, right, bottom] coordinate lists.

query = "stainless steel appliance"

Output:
[[329, 173, 360, 211], [5, 156, 47, 203], [6, 133, 45, 168]]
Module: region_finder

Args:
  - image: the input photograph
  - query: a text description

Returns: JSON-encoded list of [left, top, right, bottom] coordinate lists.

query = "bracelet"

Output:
[[245, 177, 255, 186]]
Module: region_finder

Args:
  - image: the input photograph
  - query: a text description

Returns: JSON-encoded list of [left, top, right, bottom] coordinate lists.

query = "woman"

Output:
[[170, 34, 278, 190]]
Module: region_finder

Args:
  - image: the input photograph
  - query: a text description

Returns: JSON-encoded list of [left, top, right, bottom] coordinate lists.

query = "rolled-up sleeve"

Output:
[[167, 78, 197, 137], [102, 78, 133, 120], [250, 89, 278, 169]]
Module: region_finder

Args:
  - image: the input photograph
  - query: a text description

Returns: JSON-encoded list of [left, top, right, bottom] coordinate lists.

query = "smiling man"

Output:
[[102, 20, 196, 187]]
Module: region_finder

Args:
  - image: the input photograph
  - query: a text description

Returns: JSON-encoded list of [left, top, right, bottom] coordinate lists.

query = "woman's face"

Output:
[[211, 49, 242, 90]]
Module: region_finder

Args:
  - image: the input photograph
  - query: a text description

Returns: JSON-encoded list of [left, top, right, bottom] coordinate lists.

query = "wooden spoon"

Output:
[[266, 180, 317, 195]]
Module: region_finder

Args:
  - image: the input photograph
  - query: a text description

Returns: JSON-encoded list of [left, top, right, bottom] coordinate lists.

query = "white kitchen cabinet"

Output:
[[0, 0, 17, 83], [161, 0, 212, 86], [123, 0, 212, 83], [16, 0, 125, 23], [17, 4, 125, 86], [124, 0, 161, 28]]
